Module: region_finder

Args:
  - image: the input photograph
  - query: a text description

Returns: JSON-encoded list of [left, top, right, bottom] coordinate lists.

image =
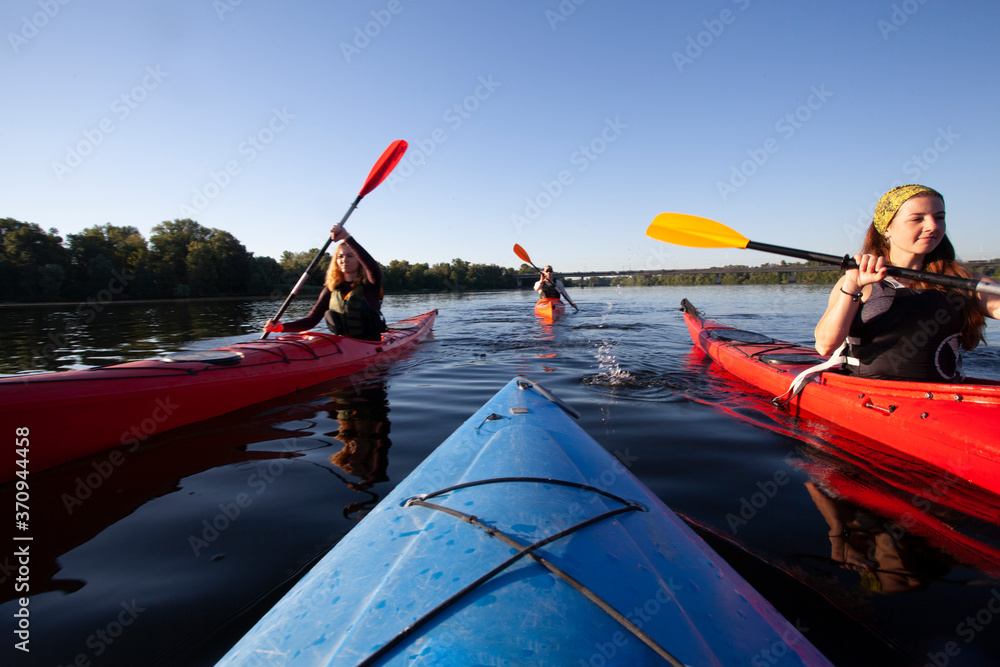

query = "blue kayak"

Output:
[[217, 377, 832, 666]]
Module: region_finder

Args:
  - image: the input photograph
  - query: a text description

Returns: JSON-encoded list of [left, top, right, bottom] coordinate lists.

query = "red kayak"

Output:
[[534, 297, 565, 320], [0, 310, 436, 482], [682, 299, 1000, 496]]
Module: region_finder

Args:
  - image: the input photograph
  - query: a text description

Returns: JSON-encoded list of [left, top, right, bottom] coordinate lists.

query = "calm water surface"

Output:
[[3, 285, 1000, 666]]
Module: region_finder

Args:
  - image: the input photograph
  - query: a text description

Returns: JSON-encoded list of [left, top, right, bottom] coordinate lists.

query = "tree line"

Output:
[[607, 261, 843, 287], [608, 259, 999, 288], [0, 217, 530, 303], [9, 217, 993, 303]]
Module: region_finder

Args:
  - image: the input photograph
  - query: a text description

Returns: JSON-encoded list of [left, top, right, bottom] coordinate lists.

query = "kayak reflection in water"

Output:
[[264, 224, 387, 341], [805, 482, 951, 595], [534, 264, 578, 310], [325, 382, 392, 520], [814, 184, 1000, 382]]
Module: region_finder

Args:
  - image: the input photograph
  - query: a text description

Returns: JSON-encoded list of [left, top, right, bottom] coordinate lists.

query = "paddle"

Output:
[[646, 213, 1000, 297], [262, 140, 409, 339], [513, 244, 579, 310]]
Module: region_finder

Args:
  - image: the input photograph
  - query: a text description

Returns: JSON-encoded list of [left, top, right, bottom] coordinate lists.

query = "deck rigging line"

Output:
[[356, 477, 684, 667]]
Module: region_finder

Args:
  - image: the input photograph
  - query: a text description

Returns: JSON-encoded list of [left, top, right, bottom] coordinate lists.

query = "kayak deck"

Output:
[[681, 298, 1000, 496], [216, 376, 831, 666], [534, 297, 565, 320], [0, 310, 436, 481]]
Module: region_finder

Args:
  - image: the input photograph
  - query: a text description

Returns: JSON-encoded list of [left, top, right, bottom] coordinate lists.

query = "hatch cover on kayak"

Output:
[[707, 328, 773, 344], [388, 322, 419, 330], [758, 352, 825, 365], [160, 350, 243, 365]]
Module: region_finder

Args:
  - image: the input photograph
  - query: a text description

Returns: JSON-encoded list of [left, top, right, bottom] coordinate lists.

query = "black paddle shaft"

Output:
[[745, 240, 995, 294], [261, 195, 361, 339]]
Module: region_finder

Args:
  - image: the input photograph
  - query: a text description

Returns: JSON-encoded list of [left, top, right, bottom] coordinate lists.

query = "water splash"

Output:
[[593, 340, 633, 386]]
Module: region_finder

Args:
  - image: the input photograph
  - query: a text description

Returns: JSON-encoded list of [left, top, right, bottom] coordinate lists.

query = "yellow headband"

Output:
[[873, 184, 943, 235]]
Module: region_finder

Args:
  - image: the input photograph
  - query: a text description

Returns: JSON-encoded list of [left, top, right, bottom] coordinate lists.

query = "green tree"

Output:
[[148, 219, 213, 295], [0, 218, 69, 301], [38, 264, 67, 300], [404, 262, 430, 290], [448, 257, 470, 289], [279, 249, 329, 289], [382, 259, 412, 292], [248, 255, 284, 296], [186, 230, 252, 297], [66, 223, 148, 298]]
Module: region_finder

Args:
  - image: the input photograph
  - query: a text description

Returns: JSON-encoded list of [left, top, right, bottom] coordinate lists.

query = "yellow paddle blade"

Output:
[[646, 213, 750, 249]]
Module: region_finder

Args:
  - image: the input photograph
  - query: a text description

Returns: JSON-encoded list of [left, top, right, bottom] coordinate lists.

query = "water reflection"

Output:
[[805, 482, 953, 595], [0, 405, 303, 606], [793, 444, 1000, 584], [0, 299, 277, 375], [4, 287, 997, 664], [0, 374, 397, 605], [324, 382, 392, 520], [682, 344, 1000, 593]]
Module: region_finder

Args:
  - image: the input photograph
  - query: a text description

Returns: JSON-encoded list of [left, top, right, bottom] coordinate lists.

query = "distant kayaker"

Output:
[[814, 184, 999, 381], [263, 225, 386, 340], [534, 265, 578, 310]]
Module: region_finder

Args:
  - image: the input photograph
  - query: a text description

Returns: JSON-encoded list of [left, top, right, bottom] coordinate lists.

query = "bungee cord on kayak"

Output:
[[216, 377, 831, 666], [353, 477, 685, 667]]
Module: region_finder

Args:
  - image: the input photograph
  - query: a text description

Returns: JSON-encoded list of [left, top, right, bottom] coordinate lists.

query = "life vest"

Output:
[[540, 281, 561, 299], [324, 283, 386, 342], [842, 278, 965, 382]]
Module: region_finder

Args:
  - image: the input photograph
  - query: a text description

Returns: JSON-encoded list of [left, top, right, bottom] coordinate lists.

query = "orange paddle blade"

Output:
[[513, 243, 533, 264]]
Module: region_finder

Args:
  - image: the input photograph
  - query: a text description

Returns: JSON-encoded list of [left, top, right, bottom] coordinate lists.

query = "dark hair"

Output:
[[862, 222, 985, 350]]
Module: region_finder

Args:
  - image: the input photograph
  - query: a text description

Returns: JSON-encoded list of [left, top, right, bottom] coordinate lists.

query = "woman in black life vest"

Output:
[[533, 265, 578, 310], [814, 185, 999, 381], [263, 225, 386, 341]]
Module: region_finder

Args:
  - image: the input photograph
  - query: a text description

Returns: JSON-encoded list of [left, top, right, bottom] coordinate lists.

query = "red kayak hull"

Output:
[[534, 298, 565, 320], [0, 310, 436, 482], [682, 299, 1000, 496]]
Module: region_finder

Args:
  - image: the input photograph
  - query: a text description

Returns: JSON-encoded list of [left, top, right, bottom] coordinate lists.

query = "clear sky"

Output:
[[3, 1, 999, 273]]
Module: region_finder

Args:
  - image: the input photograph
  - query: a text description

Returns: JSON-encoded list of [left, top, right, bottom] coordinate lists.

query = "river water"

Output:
[[3, 285, 1000, 666]]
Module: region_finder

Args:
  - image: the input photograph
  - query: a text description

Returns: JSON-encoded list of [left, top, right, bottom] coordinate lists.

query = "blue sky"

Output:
[[3, 0, 999, 273]]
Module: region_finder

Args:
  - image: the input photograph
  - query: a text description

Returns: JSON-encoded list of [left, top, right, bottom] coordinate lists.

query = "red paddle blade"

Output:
[[513, 243, 532, 264], [358, 140, 408, 197]]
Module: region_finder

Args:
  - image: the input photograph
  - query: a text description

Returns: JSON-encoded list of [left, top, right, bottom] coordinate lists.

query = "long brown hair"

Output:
[[324, 242, 366, 292], [862, 218, 985, 350]]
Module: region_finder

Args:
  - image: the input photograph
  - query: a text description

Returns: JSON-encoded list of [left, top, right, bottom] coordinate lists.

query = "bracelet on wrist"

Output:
[[840, 287, 863, 302]]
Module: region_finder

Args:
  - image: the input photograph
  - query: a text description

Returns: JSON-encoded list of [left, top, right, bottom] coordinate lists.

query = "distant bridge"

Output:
[[513, 260, 1000, 287]]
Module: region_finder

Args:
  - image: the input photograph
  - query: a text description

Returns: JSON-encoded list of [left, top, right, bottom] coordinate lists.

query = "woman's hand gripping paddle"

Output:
[[262, 140, 409, 339]]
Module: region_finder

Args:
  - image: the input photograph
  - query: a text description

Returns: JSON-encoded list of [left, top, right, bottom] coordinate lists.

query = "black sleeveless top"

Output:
[[843, 278, 965, 382]]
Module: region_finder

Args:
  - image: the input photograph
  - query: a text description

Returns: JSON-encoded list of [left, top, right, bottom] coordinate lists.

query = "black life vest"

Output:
[[324, 283, 386, 342], [540, 281, 561, 299], [843, 278, 965, 382]]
